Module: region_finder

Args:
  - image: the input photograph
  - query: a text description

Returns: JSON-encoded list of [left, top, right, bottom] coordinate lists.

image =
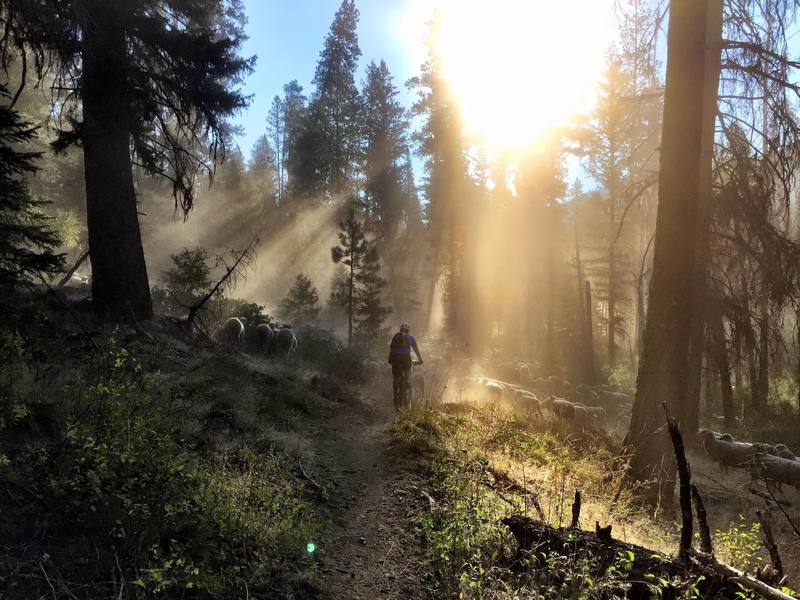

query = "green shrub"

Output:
[[714, 515, 762, 573], [0, 340, 319, 598]]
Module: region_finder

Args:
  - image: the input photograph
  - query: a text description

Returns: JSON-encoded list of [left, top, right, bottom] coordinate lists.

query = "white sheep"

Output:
[[215, 317, 245, 346]]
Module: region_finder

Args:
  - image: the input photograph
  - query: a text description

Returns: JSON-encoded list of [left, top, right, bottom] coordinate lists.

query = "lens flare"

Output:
[[306, 541, 316, 554]]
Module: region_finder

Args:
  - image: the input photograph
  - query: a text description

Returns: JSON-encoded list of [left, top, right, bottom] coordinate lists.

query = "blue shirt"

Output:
[[390, 333, 415, 357]]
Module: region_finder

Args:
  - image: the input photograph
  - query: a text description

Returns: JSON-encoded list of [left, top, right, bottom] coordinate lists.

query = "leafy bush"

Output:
[[714, 516, 763, 574], [605, 364, 636, 396], [0, 339, 319, 598]]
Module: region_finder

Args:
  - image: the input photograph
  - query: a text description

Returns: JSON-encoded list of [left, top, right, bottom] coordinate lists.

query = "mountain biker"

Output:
[[388, 323, 423, 405]]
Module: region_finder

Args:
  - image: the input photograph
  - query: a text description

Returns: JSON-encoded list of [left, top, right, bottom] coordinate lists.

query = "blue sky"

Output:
[[234, 0, 420, 159]]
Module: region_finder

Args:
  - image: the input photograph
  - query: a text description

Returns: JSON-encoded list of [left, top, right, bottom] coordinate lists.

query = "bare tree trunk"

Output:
[[545, 248, 556, 374], [585, 280, 596, 385], [796, 317, 800, 417], [82, 6, 152, 320], [757, 299, 770, 412], [709, 306, 736, 429], [684, 0, 723, 438], [748, 343, 759, 415], [608, 179, 618, 367], [624, 0, 708, 500]]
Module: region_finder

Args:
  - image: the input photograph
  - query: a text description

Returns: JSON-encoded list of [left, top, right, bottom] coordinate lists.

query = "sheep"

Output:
[[274, 327, 298, 354], [547, 375, 573, 395], [482, 378, 505, 400], [244, 323, 274, 354], [549, 396, 575, 421], [516, 391, 542, 418], [774, 444, 797, 461], [583, 405, 607, 422], [215, 317, 245, 346], [516, 363, 531, 382], [697, 429, 755, 471]]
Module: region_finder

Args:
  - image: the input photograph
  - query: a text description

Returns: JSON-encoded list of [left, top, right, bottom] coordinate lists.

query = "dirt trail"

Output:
[[310, 395, 432, 600]]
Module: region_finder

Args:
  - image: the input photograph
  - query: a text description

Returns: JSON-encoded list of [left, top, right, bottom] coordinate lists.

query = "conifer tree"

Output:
[[162, 247, 212, 310], [408, 15, 470, 344], [581, 58, 634, 366], [0, 0, 253, 319], [249, 134, 279, 213], [362, 60, 409, 243], [331, 205, 391, 346], [301, 0, 362, 200], [266, 96, 286, 205], [0, 87, 63, 287], [280, 273, 321, 324], [354, 246, 392, 345]]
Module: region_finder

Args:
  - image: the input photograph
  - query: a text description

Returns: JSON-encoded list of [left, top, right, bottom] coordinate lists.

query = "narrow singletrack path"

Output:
[[312, 396, 432, 600]]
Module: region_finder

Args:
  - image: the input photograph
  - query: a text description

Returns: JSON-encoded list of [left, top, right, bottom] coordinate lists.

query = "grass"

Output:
[[393, 401, 782, 598], [0, 296, 367, 599]]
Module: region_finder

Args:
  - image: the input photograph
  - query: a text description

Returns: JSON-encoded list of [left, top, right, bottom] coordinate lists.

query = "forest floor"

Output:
[[310, 392, 433, 599], [2, 294, 798, 599]]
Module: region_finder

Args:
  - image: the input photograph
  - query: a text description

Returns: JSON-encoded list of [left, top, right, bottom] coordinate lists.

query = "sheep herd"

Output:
[[213, 316, 298, 355], [697, 429, 800, 490], [452, 362, 633, 432]]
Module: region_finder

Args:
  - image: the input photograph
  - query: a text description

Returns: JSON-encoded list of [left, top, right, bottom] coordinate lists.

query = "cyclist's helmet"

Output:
[[400, 322, 411, 332]]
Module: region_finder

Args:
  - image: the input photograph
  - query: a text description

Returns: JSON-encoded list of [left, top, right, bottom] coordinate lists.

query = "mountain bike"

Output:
[[394, 360, 422, 410]]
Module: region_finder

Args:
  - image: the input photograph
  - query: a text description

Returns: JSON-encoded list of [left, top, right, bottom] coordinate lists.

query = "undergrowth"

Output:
[[393, 403, 778, 599], [0, 327, 322, 598]]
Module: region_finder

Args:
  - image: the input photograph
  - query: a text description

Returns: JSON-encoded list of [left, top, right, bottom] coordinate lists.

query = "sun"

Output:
[[398, 0, 618, 152]]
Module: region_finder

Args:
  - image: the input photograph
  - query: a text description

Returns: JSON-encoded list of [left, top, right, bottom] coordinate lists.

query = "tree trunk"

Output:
[[748, 343, 759, 415], [624, 0, 708, 500], [585, 280, 596, 385], [608, 185, 617, 367], [684, 0, 723, 438], [709, 306, 735, 429], [348, 248, 354, 347], [757, 299, 770, 412], [796, 318, 800, 417], [82, 7, 152, 320], [545, 248, 556, 374]]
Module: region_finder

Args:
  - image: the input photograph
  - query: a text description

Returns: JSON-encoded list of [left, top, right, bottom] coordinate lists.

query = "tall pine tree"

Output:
[[0, 86, 63, 288], [408, 15, 470, 345], [280, 273, 321, 324], [302, 0, 362, 201], [0, 0, 253, 319], [362, 60, 410, 243], [331, 204, 391, 347]]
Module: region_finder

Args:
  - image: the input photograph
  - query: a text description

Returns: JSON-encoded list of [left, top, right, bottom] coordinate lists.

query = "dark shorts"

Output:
[[391, 357, 412, 378]]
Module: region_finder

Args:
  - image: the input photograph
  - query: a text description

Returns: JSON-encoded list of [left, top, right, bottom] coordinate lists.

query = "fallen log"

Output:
[[501, 515, 797, 600], [689, 550, 796, 600]]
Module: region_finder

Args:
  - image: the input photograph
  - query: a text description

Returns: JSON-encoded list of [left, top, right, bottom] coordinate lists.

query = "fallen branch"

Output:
[[690, 550, 796, 600], [186, 236, 259, 328], [298, 458, 321, 491], [57, 248, 90, 288], [502, 515, 797, 600]]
